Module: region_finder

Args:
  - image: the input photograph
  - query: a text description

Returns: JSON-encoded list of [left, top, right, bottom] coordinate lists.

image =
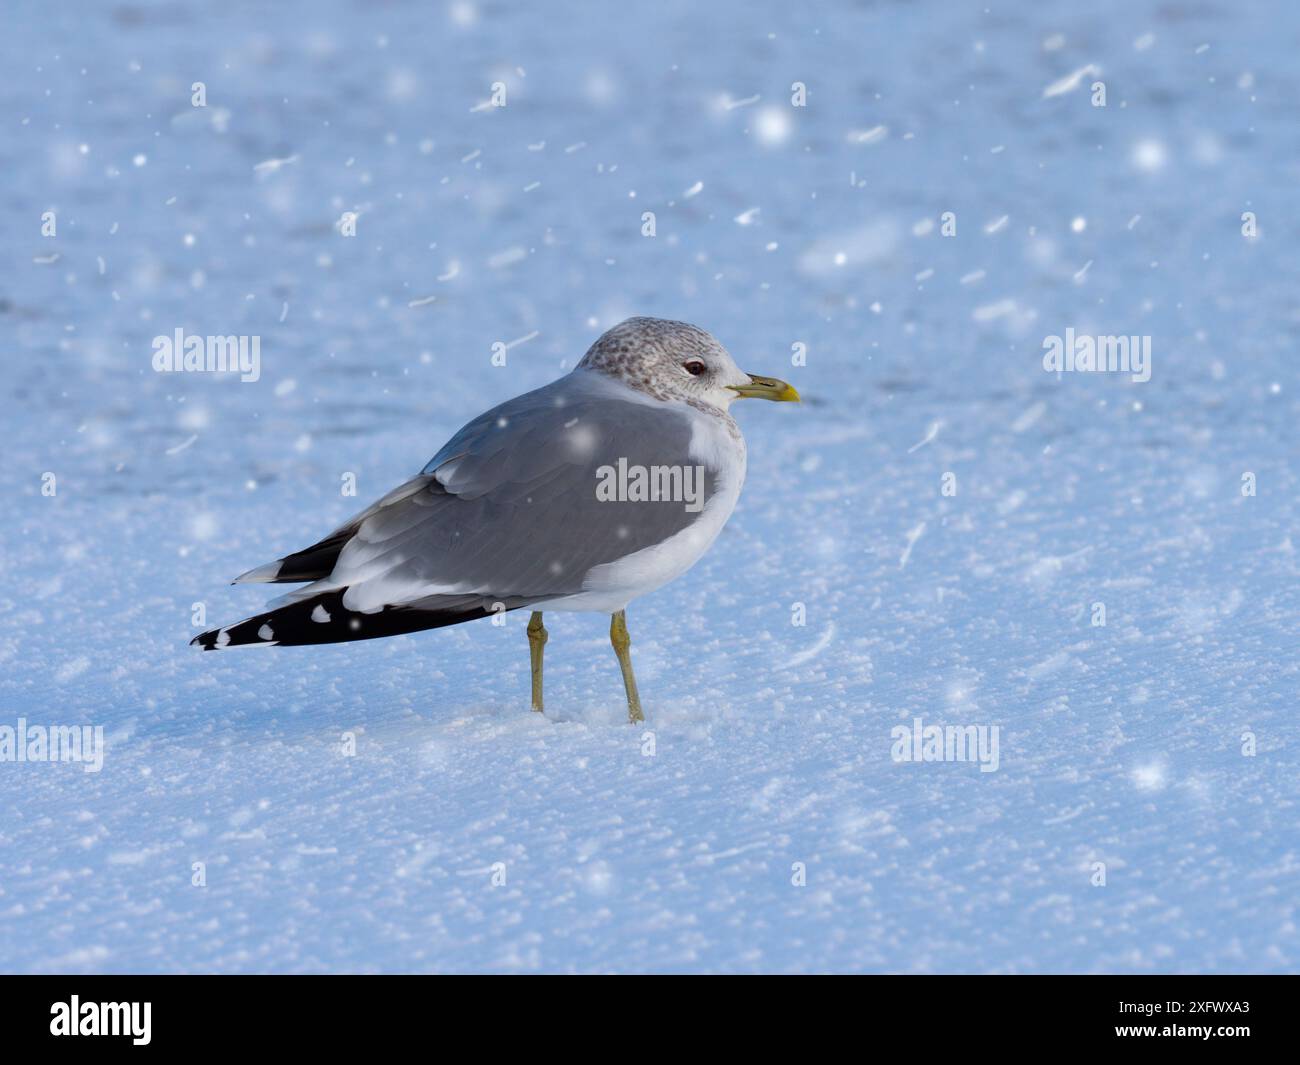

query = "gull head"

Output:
[[578, 317, 800, 410]]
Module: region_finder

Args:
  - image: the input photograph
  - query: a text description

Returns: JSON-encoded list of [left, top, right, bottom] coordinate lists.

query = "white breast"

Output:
[[542, 407, 748, 614]]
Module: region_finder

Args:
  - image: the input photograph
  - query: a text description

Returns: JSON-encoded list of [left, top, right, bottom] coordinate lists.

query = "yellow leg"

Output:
[[527, 611, 548, 712], [610, 610, 644, 724]]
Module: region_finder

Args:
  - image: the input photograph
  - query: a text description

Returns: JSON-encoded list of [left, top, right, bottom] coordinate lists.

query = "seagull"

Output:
[[192, 317, 799, 722]]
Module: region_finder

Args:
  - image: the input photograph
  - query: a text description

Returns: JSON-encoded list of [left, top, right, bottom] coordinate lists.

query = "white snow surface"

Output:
[[0, 0, 1297, 972]]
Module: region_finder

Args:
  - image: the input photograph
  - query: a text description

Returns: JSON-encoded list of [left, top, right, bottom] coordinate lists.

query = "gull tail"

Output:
[[191, 590, 533, 649], [232, 475, 435, 586], [232, 532, 352, 585]]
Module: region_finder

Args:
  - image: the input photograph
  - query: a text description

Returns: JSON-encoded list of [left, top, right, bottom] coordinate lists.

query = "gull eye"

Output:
[[683, 360, 707, 376]]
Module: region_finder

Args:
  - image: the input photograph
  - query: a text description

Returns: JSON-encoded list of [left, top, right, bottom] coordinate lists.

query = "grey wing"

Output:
[[271, 374, 721, 614]]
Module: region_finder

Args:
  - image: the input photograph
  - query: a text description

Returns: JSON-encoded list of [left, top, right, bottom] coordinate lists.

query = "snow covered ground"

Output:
[[1, 0, 1297, 973]]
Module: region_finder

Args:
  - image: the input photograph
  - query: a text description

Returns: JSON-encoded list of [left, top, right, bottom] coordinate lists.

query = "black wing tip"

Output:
[[186, 590, 522, 651]]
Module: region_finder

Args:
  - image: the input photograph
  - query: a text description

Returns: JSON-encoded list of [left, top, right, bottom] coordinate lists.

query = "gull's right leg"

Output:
[[610, 610, 645, 724], [527, 611, 548, 712]]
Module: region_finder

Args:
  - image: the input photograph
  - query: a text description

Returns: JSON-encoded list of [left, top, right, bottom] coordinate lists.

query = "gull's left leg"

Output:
[[609, 610, 645, 724], [527, 611, 548, 712]]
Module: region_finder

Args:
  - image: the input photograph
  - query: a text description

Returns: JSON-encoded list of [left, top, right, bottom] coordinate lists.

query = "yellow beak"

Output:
[[727, 373, 801, 402]]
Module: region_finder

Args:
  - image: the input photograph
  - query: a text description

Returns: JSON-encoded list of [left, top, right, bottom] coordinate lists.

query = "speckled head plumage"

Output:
[[577, 316, 751, 410]]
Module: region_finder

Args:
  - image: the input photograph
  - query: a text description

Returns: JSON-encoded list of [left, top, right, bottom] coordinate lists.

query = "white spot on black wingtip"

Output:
[[215, 629, 232, 649], [311, 605, 331, 623], [257, 624, 274, 641]]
